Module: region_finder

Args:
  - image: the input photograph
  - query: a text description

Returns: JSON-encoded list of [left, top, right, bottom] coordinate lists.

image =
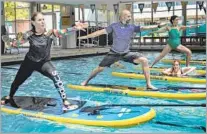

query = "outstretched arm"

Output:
[[180, 24, 200, 31], [161, 68, 172, 76], [22, 31, 34, 41], [7, 31, 33, 47], [182, 67, 196, 75], [46, 22, 89, 38], [150, 26, 168, 34], [140, 22, 167, 31], [78, 29, 107, 40]]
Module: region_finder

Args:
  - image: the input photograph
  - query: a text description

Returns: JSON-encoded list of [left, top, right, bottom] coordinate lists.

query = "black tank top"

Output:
[[24, 32, 53, 62], [171, 67, 183, 76]]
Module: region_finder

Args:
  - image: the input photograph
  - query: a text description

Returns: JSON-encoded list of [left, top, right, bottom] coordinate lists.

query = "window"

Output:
[[5, 8, 15, 21], [132, 1, 206, 37], [133, 2, 151, 13], [109, 11, 116, 24], [97, 10, 107, 27], [15, 2, 30, 8], [54, 5, 60, 12], [153, 2, 173, 21], [41, 4, 52, 12], [16, 8, 30, 20], [16, 20, 30, 33], [4, 2, 30, 38], [186, 2, 196, 36], [174, 2, 182, 10], [133, 2, 152, 37], [84, 8, 96, 26], [4, 2, 15, 21], [75, 7, 84, 22]]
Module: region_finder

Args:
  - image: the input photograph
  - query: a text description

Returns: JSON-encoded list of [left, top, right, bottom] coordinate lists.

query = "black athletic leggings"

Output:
[[9, 56, 67, 102]]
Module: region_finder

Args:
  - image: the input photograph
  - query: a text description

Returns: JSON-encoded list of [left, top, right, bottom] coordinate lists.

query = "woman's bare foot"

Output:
[[81, 81, 88, 86], [63, 100, 70, 106], [1, 96, 10, 105], [63, 100, 78, 111]]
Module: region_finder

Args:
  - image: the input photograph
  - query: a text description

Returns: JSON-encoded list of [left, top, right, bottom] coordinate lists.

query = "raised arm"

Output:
[[78, 29, 107, 40]]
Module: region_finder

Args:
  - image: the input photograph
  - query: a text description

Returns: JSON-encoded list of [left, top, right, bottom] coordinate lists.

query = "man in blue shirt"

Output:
[[79, 10, 162, 89]]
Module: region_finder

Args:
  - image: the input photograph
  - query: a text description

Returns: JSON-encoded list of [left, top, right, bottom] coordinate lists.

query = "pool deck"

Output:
[[1, 45, 205, 65], [1, 47, 111, 65]]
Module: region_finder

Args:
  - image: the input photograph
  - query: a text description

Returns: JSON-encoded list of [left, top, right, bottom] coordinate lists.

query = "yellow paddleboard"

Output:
[[134, 67, 206, 75], [68, 84, 206, 100], [112, 72, 206, 84], [161, 59, 206, 65]]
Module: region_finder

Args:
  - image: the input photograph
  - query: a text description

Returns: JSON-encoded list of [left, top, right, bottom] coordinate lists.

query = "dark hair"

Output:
[[170, 15, 178, 24], [31, 12, 43, 33]]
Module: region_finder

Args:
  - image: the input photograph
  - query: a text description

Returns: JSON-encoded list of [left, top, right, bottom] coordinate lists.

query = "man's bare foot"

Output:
[[146, 85, 158, 90], [81, 81, 88, 86]]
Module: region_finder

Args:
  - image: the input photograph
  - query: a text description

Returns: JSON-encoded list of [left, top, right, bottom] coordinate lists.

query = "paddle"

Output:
[[81, 103, 206, 115], [81, 103, 206, 117], [99, 103, 206, 107], [154, 121, 206, 132], [167, 86, 206, 90]]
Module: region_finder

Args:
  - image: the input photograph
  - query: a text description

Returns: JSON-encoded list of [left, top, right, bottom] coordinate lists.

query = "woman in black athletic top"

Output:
[[1, 12, 88, 110]]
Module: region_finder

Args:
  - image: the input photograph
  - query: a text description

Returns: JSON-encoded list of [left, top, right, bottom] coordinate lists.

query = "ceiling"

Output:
[[14, 0, 168, 5], [7, 0, 191, 10], [11, 0, 170, 10]]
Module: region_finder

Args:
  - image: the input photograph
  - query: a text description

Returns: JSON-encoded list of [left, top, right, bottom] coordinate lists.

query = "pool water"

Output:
[[1, 51, 206, 133]]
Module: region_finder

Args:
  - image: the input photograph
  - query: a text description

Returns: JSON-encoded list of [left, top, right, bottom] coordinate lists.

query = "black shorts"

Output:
[[99, 50, 143, 67]]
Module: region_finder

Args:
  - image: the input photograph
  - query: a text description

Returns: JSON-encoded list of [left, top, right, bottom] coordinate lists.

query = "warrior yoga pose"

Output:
[[78, 10, 166, 90], [1, 12, 88, 110], [151, 15, 200, 67]]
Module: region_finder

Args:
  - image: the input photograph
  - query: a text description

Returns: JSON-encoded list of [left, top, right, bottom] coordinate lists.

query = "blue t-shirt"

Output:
[[105, 22, 140, 54]]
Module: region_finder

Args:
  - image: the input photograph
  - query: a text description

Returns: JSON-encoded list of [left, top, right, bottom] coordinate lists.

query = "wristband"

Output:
[[60, 29, 67, 34], [53, 29, 59, 37], [67, 27, 76, 32]]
